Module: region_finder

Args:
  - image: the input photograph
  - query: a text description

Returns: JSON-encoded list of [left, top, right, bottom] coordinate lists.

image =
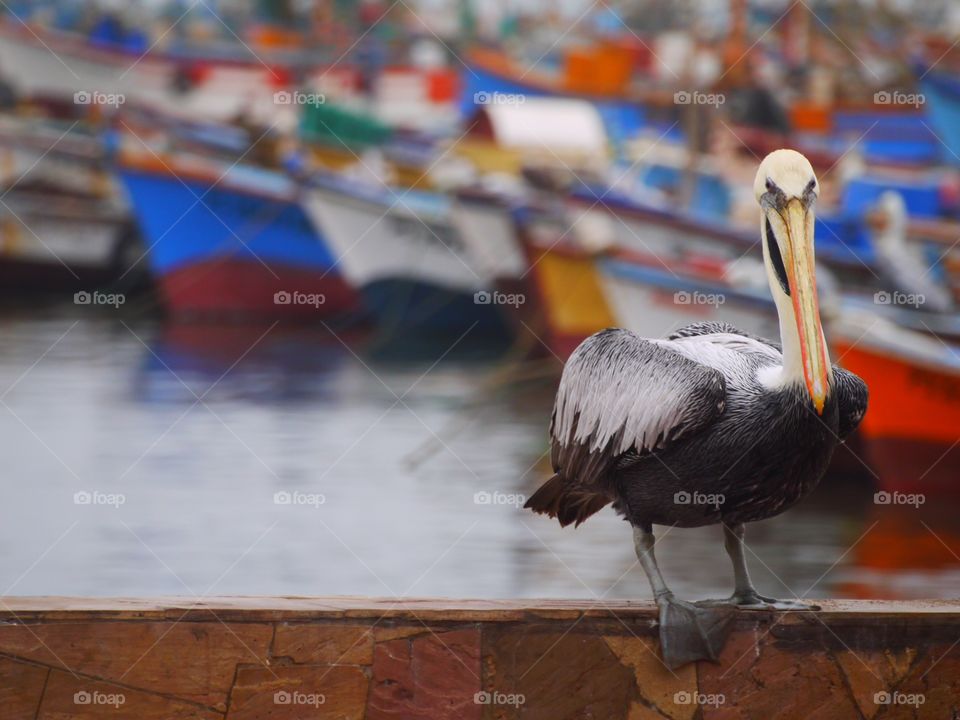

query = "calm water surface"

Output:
[[2, 310, 959, 601]]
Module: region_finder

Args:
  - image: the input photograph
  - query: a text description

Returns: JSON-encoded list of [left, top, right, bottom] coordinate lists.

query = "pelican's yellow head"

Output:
[[754, 150, 831, 414]]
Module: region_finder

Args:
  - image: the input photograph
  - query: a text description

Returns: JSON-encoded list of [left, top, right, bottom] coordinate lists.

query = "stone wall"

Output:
[[0, 597, 958, 718]]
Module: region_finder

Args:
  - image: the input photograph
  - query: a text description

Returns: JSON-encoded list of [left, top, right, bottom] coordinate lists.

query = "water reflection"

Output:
[[0, 311, 958, 601]]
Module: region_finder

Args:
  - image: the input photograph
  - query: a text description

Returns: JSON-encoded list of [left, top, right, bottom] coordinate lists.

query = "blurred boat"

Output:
[[566, 179, 882, 290], [117, 151, 359, 320], [450, 187, 529, 296], [0, 115, 141, 293], [920, 69, 960, 169], [0, 15, 460, 131], [598, 251, 780, 341], [0, 189, 136, 294], [511, 211, 616, 359], [301, 173, 512, 339], [0, 19, 335, 128], [0, 115, 115, 197], [833, 318, 960, 495], [732, 109, 940, 171]]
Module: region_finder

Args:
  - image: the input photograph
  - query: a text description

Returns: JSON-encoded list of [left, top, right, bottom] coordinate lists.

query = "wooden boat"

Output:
[[300, 174, 512, 340], [116, 150, 358, 320], [0, 19, 333, 127], [833, 318, 960, 495], [509, 210, 617, 359], [0, 189, 135, 294], [0, 116, 141, 293], [565, 181, 882, 291], [731, 109, 939, 171], [598, 250, 779, 341], [0, 116, 115, 198], [920, 69, 960, 169]]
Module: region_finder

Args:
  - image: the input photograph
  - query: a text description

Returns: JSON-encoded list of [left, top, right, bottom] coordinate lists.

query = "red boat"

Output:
[[833, 323, 960, 495]]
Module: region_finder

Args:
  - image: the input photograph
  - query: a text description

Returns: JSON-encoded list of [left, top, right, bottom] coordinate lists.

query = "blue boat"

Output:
[[921, 70, 960, 167], [118, 155, 361, 319]]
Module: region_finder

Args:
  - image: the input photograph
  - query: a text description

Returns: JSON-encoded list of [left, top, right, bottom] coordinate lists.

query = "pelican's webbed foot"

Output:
[[695, 591, 821, 611], [656, 592, 735, 668]]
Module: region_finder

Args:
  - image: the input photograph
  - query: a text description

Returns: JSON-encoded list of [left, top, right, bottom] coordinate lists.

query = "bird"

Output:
[[868, 190, 953, 313], [524, 149, 868, 668]]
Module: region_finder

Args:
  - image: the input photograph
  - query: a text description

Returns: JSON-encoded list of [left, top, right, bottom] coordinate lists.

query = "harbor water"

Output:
[[2, 309, 957, 602]]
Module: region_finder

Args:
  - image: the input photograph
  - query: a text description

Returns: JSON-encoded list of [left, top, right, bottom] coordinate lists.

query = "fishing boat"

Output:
[[0, 116, 142, 293], [566, 179, 881, 290], [117, 150, 359, 320], [300, 172, 513, 340], [0, 18, 332, 127], [0, 116, 115, 197], [0, 189, 135, 294], [598, 251, 780, 341], [731, 108, 940, 171], [449, 187, 529, 296], [833, 317, 960, 495], [509, 210, 616, 359], [919, 69, 960, 168]]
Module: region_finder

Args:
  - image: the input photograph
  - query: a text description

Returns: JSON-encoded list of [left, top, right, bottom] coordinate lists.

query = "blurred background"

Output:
[[1, 0, 959, 602]]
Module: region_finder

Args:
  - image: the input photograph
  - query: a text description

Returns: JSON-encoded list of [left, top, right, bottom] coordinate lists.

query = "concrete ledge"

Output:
[[0, 597, 957, 718]]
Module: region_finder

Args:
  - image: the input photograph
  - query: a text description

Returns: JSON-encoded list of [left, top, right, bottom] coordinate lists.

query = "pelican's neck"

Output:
[[773, 289, 806, 387], [758, 218, 831, 394], [750, 281, 801, 395]]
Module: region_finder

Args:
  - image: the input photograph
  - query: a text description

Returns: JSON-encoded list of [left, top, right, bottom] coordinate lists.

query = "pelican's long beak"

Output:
[[781, 198, 830, 414]]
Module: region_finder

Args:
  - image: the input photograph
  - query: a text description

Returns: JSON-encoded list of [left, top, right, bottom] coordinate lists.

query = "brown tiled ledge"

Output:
[[0, 597, 958, 719]]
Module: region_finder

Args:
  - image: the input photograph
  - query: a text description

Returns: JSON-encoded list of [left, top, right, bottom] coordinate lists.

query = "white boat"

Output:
[[597, 252, 781, 341], [0, 190, 136, 293], [449, 191, 528, 288], [0, 21, 322, 128], [301, 175, 512, 338]]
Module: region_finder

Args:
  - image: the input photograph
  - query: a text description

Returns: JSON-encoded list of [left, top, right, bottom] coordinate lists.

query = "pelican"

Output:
[[525, 149, 868, 668], [868, 190, 953, 313]]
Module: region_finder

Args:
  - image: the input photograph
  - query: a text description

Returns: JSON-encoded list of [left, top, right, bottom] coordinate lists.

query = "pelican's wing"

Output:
[[834, 366, 868, 439], [550, 328, 727, 489]]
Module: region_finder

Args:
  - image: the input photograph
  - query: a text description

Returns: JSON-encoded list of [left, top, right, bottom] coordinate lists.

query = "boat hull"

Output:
[[598, 256, 780, 341], [303, 182, 513, 339], [0, 191, 133, 293], [516, 220, 616, 360], [833, 338, 960, 494], [119, 163, 359, 320]]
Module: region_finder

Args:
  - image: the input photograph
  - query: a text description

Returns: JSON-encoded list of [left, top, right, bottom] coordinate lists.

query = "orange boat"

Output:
[[833, 323, 960, 495]]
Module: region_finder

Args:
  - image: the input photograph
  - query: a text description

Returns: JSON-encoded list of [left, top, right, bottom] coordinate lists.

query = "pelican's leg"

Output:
[[698, 523, 820, 611], [633, 524, 734, 668]]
